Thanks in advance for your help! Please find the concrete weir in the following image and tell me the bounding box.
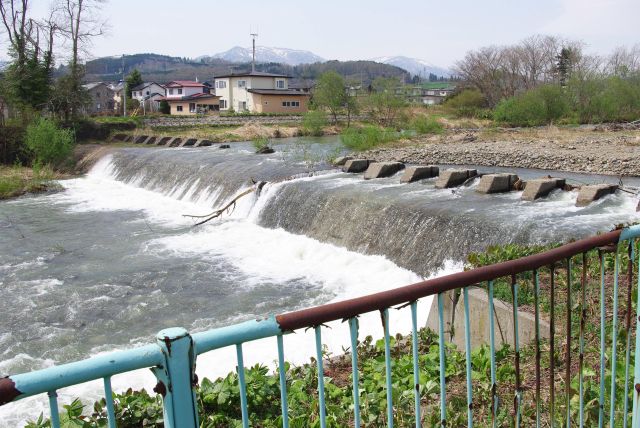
[426,287,549,351]
[333,156,353,166]
[435,169,477,189]
[576,184,618,206]
[363,162,405,179]
[522,178,566,201]
[342,159,370,173]
[476,173,519,194]
[400,165,439,183]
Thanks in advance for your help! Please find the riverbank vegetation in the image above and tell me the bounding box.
[26,239,637,427]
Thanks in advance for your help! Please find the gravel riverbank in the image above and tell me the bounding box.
[363,128,640,177]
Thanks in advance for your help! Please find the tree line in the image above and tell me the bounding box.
[450,35,640,125]
[0,0,107,122]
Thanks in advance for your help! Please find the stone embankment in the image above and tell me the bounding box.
[363,133,640,176]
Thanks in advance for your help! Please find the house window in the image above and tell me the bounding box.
[217,81,227,89]
[220,99,227,109]
[146,91,149,95]
[178,88,183,95]
[237,80,246,88]
[239,101,247,110]
[189,103,196,112]
[292,101,300,107]
[176,105,183,112]
[169,89,174,95]
[97,103,101,109]
[276,79,285,89]
[282,101,290,107]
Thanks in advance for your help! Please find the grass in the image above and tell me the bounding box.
[0,165,61,199]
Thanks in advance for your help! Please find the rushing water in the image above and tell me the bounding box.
[1,137,639,425]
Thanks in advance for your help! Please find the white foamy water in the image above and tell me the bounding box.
[0,154,449,426]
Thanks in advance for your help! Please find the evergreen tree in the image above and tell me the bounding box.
[125,69,143,97]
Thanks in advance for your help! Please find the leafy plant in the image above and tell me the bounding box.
[24,118,74,167]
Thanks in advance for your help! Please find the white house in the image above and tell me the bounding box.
[131,82,166,113]
[213,71,309,113]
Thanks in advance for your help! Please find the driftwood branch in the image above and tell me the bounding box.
[183,182,266,226]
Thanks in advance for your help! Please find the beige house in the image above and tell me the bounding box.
[213,71,309,113]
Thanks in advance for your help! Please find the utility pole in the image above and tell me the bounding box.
[122,54,127,117]
[250,30,258,73]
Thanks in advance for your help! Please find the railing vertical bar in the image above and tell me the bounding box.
[623,243,634,428]
[511,275,521,428]
[534,270,541,428]
[410,302,421,428]
[463,287,473,428]
[578,253,587,428]
[565,257,572,428]
[438,292,447,427]
[488,280,497,428]
[236,343,249,428]
[550,265,556,427]
[631,239,640,427]
[48,390,61,428]
[610,248,621,427]
[315,325,327,428]
[382,308,394,428]
[103,376,117,428]
[277,334,290,428]
[598,250,607,428]
[349,317,362,428]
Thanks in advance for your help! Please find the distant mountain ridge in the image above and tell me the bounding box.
[202,46,325,66]
[371,56,451,78]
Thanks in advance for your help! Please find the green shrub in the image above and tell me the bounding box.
[571,75,640,123]
[252,136,270,151]
[158,100,170,115]
[494,84,569,126]
[340,125,400,151]
[302,110,328,136]
[411,115,444,134]
[445,89,486,117]
[25,118,74,167]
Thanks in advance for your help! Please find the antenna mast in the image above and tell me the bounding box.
[250,29,258,73]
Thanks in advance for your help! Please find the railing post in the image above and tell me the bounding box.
[151,327,199,428]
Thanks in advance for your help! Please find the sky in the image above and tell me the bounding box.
[20,0,640,68]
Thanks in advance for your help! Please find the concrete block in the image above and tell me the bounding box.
[168,138,182,147]
[363,162,405,179]
[400,165,439,183]
[111,133,128,142]
[522,178,566,201]
[133,135,148,144]
[333,156,353,166]
[476,173,519,194]
[195,139,213,147]
[576,184,618,206]
[180,138,197,147]
[435,169,477,188]
[156,137,171,146]
[145,137,157,145]
[342,159,370,173]
[426,288,549,351]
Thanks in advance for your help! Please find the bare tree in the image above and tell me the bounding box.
[607,44,640,76]
[0,0,32,67]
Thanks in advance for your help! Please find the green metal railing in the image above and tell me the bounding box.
[1,225,639,427]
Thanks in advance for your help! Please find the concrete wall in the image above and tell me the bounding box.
[425,287,549,351]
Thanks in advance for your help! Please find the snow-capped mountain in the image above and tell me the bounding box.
[371,56,451,78]
[207,46,325,66]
